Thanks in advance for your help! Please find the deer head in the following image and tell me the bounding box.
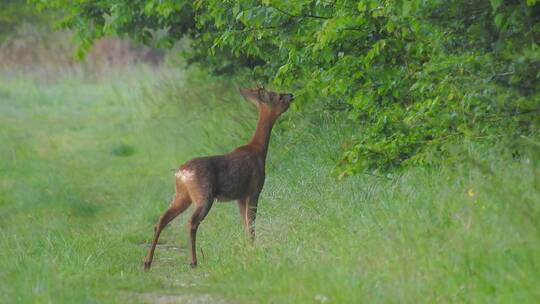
[239,85,294,116]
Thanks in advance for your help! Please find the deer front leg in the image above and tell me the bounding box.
[246,199,258,242]
[237,199,248,231]
[238,197,258,243]
[188,198,213,268]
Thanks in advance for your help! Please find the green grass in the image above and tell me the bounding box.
[1,66,539,303]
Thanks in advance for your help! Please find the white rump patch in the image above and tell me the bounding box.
[175,169,195,181]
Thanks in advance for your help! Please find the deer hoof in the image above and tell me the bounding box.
[143,260,151,271]
[190,261,198,269]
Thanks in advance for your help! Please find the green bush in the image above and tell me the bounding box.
[33,0,540,175]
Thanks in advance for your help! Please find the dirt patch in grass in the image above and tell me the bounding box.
[130,292,227,304]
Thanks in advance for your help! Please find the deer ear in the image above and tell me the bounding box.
[239,88,250,99]
[239,88,261,108]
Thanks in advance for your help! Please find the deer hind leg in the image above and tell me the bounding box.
[188,197,214,268]
[144,192,191,270]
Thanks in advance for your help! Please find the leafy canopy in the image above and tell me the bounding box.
[33,0,540,175]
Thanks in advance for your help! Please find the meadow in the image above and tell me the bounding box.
[1,65,539,303]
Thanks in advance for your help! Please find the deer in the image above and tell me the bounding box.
[143,86,294,270]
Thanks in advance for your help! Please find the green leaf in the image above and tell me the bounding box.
[494,13,504,28]
[490,0,503,11]
[402,1,412,17]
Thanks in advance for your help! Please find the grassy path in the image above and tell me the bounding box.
[0,68,221,302]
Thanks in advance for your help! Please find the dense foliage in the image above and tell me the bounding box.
[34,0,540,175]
[0,0,54,42]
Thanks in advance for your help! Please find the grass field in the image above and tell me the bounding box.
[1,66,539,303]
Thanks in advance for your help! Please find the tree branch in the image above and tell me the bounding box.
[206,26,279,34]
[269,5,332,20]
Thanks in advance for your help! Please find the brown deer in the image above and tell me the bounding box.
[143,86,294,270]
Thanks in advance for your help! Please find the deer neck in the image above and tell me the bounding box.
[248,107,277,160]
